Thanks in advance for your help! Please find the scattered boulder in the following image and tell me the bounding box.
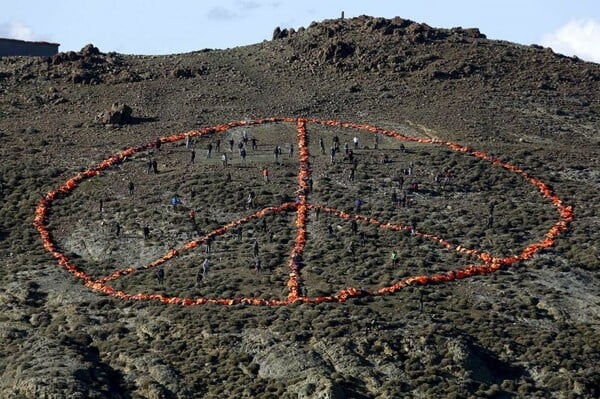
[96,102,133,125]
[272,27,289,40]
[80,43,100,57]
[170,67,193,78]
[71,69,99,84]
[320,41,355,63]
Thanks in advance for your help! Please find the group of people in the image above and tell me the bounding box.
[133,129,469,294]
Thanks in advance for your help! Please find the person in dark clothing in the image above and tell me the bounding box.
[143,226,150,239]
[359,231,367,246]
[128,181,134,195]
[410,220,417,236]
[196,268,204,287]
[253,240,259,257]
[351,219,358,235]
[156,267,165,285]
[254,257,261,274]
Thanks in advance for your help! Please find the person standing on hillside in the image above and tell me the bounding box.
[410,220,417,236]
[156,267,165,285]
[359,231,367,246]
[319,137,325,154]
[228,138,235,152]
[196,267,204,287]
[221,153,228,167]
[254,257,261,274]
[330,147,336,164]
[253,239,260,257]
[262,167,270,183]
[205,236,213,253]
[391,250,398,267]
[251,137,258,150]
[333,135,340,151]
[190,148,196,164]
[171,194,181,209]
[348,240,356,260]
[202,258,210,277]
[354,198,363,212]
[128,181,134,195]
[353,136,359,149]
[207,143,213,158]
[351,219,358,235]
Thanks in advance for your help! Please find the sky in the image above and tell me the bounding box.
[2,0,600,63]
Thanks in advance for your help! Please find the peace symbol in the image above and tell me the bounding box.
[34,117,573,306]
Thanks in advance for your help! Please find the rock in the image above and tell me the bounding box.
[290,376,346,399]
[97,102,133,125]
[80,43,100,57]
[320,41,355,63]
[272,27,289,40]
[170,67,193,78]
[71,69,99,84]
[254,344,330,379]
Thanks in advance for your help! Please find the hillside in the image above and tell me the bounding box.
[1,15,599,398]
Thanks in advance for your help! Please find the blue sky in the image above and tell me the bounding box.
[2,0,600,62]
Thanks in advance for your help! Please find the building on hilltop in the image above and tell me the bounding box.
[0,38,59,57]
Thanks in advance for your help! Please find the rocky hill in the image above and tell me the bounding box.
[0,15,599,398]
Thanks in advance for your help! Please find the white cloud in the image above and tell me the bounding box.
[206,0,264,20]
[207,6,239,20]
[541,19,600,63]
[0,21,38,41]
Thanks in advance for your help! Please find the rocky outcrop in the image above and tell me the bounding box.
[96,102,133,125]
